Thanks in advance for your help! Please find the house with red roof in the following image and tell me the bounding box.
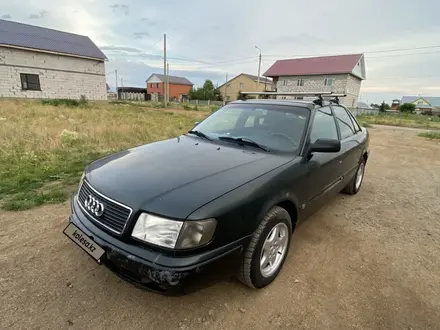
[263,54,366,107]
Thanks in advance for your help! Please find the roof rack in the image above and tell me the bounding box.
[238,91,347,106]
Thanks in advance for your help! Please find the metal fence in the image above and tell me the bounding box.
[184,99,224,106]
[348,107,380,117]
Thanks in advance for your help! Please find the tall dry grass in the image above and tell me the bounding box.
[357,113,440,129]
[0,99,207,210]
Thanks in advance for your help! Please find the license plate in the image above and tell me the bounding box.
[63,223,105,262]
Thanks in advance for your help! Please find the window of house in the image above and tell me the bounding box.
[309,106,338,143]
[283,80,287,86]
[20,73,40,91]
[157,83,160,88]
[239,82,244,89]
[417,100,423,105]
[333,106,356,139]
[297,79,304,86]
[324,78,334,86]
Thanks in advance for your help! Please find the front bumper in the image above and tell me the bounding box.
[68,195,250,295]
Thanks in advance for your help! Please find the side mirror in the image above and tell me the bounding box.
[309,138,341,153]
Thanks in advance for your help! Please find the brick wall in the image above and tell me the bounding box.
[275,74,362,107]
[147,82,163,95]
[146,82,192,100]
[0,47,107,100]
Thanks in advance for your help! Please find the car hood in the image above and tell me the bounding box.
[85,135,292,219]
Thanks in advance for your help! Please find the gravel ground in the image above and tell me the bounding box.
[1,125,439,330]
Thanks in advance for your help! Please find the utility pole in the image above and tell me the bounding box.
[121,78,124,100]
[163,33,167,107]
[255,46,262,99]
[115,69,118,99]
[166,62,170,103]
[224,73,228,105]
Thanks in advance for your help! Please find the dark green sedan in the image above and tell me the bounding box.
[64,95,370,294]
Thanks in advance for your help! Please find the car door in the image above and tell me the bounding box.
[302,106,345,217]
[331,105,363,184]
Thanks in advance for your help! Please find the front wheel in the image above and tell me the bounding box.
[238,206,292,289]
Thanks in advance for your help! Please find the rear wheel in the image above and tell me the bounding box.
[342,159,366,195]
[238,206,292,288]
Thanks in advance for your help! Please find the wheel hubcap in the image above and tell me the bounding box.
[355,162,365,190]
[260,223,289,278]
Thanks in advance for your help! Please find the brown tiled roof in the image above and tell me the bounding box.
[264,54,363,77]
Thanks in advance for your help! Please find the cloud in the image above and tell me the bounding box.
[1,14,11,19]
[105,59,226,89]
[4,0,440,104]
[110,4,129,15]
[140,17,156,26]
[28,10,48,19]
[100,45,143,53]
[133,32,149,39]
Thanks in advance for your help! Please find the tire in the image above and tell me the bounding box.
[238,206,292,289]
[342,158,366,195]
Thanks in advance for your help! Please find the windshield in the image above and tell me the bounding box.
[192,103,310,152]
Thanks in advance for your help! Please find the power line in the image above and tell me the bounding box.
[367,51,440,58]
[153,36,163,47]
[366,75,440,80]
[364,45,440,54]
[263,45,440,59]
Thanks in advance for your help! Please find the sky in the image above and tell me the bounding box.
[1,0,440,104]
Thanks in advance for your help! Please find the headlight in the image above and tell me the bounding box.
[131,213,216,249]
[176,219,217,249]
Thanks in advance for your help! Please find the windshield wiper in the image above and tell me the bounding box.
[218,136,270,152]
[187,130,212,141]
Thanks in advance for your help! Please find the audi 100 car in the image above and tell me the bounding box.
[64,93,369,294]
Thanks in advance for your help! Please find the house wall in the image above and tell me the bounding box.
[410,98,430,106]
[146,82,192,100]
[218,74,274,101]
[275,73,362,107]
[0,46,106,100]
[351,59,364,79]
[346,74,362,107]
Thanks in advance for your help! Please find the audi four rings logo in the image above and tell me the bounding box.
[84,195,105,217]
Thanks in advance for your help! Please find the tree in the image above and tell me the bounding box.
[379,101,390,112]
[189,80,222,101]
[399,103,415,113]
[370,103,380,109]
[213,88,223,101]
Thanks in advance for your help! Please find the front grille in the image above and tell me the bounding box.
[77,180,132,234]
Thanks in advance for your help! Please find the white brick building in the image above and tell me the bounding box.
[0,19,107,100]
[264,54,366,107]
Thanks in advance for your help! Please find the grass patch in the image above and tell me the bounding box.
[418,131,440,139]
[3,190,68,211]
[357,113,440,130]
[40,95,88,107]
[359,122,373,128]
[0,99,207,210]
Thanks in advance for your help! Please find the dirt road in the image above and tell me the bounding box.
[1,125,439,330]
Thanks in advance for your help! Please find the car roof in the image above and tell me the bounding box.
[229,98,316,109]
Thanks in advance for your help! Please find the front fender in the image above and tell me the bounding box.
[186,158,305,248]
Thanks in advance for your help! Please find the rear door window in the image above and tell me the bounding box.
[333,106,356,139]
